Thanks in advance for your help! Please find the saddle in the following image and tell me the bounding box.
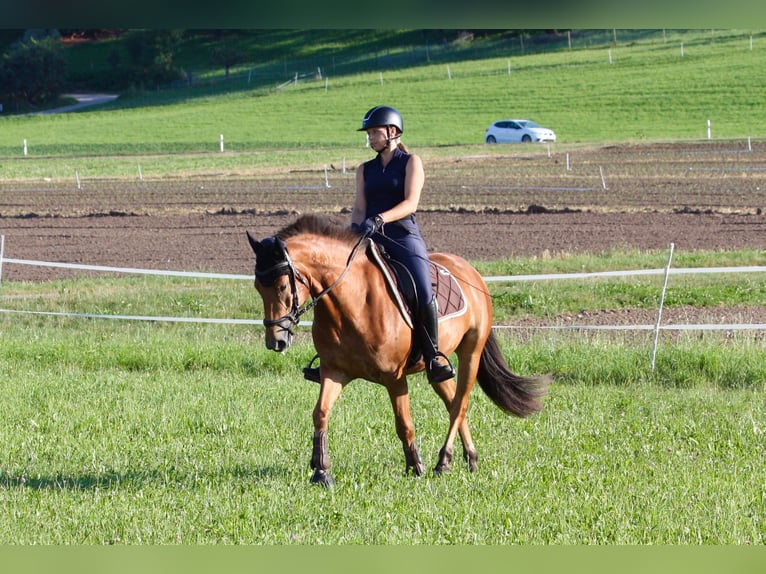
[366,241,466,328]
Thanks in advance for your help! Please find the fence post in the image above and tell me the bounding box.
[0,235,5,285]
[651,243,675,372]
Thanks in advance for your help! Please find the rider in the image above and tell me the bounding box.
[351,105,456,384]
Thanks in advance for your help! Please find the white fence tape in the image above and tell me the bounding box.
[0,307,268,325]
[1,258,252,281]
[4,255,766,282]
[485,266,766,282]
[494,323,766,331]
[0,249,764,332]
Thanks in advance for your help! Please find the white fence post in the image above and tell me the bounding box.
[0,235,5,285]
[651,243,675,372]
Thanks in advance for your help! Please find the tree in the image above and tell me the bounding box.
[0,32,67,106]
[124,29,184,88]
[210,44,246,79]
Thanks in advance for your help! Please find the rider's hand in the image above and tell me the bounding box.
[359,215,384,237]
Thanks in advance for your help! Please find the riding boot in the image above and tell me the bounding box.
[418,297,455,383]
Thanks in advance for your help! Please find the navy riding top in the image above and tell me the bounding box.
[363,147,419,237]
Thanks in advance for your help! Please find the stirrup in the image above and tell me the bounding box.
[426,352,455,384]
[303,354,321,384]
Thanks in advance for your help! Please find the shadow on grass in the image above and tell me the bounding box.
[0,464,292,491]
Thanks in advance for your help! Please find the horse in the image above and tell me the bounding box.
[246,213,550,486]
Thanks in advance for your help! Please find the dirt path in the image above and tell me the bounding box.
[37,93,119,114]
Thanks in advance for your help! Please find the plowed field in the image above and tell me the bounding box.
[2,141,765,284]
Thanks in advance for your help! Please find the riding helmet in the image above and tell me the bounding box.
[359,105,404,133]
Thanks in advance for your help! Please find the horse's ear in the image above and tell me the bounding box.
[246,231,260,254]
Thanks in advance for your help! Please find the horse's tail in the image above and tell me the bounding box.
[476,330,551,418]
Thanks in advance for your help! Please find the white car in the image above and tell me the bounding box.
[485,119,556,143]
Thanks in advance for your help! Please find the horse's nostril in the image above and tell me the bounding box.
[274,339,288,352]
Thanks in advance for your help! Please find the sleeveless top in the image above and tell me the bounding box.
[362,147,419,236]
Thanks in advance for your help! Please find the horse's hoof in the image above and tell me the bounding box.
[464,450,479,472]
[434,446,453,476]
[310,469,335,487]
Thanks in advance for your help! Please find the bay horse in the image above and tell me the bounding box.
[246,214,550,486]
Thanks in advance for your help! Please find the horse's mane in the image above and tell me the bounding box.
[276,213,359,245]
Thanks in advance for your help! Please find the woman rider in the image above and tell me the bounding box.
[351,105,455,384]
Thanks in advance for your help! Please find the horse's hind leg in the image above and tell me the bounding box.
[431,343,486,475]
[430,378,479,473]
[386,377,425,477]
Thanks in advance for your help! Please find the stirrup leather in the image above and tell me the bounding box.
[303,354,321,384]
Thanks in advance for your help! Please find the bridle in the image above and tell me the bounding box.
[255,234,369,338]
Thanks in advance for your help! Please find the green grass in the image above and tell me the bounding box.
[0,316,764,543]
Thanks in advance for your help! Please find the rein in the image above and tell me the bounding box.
[257,234,369,333]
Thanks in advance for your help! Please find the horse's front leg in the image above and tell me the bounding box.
[310,378,344,487]
[386,377,425,477]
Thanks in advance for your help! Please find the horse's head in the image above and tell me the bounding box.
[246,231,307,353]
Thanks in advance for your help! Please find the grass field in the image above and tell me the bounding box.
[0,311,764,544]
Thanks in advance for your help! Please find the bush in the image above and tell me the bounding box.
[0,32,67,106]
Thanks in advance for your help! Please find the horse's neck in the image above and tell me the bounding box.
[293,240,387,313]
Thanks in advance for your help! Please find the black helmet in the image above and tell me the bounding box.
[359,105,403,133]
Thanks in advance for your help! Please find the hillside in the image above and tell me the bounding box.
[59,29,736,92]
[0,29,763,162]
